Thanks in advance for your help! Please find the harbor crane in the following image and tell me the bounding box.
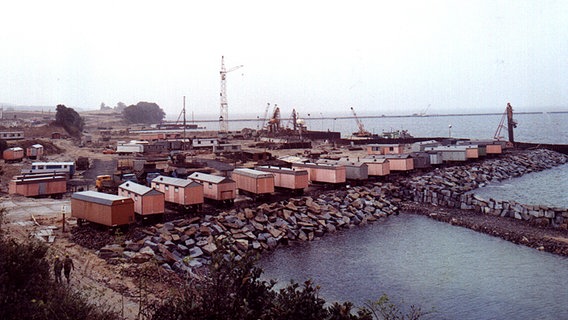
[350,106,372,137]
[494,102,517,143]
[219,56,243,133]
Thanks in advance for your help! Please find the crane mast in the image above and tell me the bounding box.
[219,56,243,133]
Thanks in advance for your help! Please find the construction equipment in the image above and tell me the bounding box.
[494,102,517,142]
[219,56,244,133]
[350,106,372,137]
[268,106,281,133]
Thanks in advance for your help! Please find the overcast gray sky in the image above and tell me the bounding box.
[1,0,567,118]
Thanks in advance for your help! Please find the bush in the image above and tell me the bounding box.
[151,242,427,320]
[0,209,119,320]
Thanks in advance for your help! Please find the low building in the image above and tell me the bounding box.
[366,143,409,155]
[151,175,203,210]
[290,162,347,184]
[26,144,44,159]
[365,154,414,172]
[231,168,275,196]
[71,191,135,227]
[316,159,369,181]
[188,172,236,203]
[118,181,165,216]
[358,157,391,177]
[9,174,67,197]
[2,147,24,162]
[255,165,309,194]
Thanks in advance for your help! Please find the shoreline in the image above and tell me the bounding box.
[402,202,568,257]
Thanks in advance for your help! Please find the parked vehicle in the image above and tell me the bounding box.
[22,161,75,176]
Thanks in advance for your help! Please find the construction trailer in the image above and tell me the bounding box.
[188,172,237,204]
[358,158,391,177]
[23,161,76,177]
[231,168,275,197]
[71,191,135,227]
[151,175,203,211]
[365,154,414,172]
[423,146,468,162]
[2,147,24,162]
[26,144,44,159]
[255,165,309,194]
[0,131,24,140]
[9,174,67,198]
[316,159,369,181]
[409,152,432,170]
[118,181,165,217]
[290,162,347,185]
[366,144,409,155]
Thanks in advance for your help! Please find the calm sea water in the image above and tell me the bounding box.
[252,112,568,319]
[177,112,568,144]
[258,214,568,320]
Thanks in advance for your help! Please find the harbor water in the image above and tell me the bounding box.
[251,112,568,319]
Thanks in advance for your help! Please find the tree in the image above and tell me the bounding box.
[54,104,85,137]
[121,102,165,124]
[114,102,127,112]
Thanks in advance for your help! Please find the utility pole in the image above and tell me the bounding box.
[219,56,243,133]
[506,102,517,143]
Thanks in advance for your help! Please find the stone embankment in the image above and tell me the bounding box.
[391,149,568,228]
[99,186,400,273]
[97,149,567,272]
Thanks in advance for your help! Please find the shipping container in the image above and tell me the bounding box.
[116,142,144,154]
[255,165,309,194]
[231,168,275,197]
[358,157,391,176]
[290,162,347,185]
[118,181,165,216]
[71,191,135,227]
[2,147,24,162]
[9,174,67,198]
[151,175,203,211]
[316,159,369,181]
[188,172,236,204]
[26,144,44,159]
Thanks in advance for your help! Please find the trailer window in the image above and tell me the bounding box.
[165,186,169,191]
[174,187,179,192]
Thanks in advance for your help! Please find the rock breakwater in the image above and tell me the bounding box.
[390,149,568,228]
[98,149,568,272]
[99,185,400,272]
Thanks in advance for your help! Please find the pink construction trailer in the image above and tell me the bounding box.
[255,165,309,195]
[151,175,203,212]
[188,172,236,205]
[9,173,67,198]
[118,181,165,217]
[71,191,135,227]
[290,162,346,185]
[231,168,275,198]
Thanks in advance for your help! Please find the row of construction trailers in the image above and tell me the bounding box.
[70,139,505,228]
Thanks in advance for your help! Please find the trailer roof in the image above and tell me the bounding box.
[119,181,163,196]
[233,168,274,179]
[255,165,309,176]
[151,175,201,188]
[32,161,75,165]
[188,172,234,184]
[72,191,133,206]
[316,159,368,167]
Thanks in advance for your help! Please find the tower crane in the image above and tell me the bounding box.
[219,56,243,133]
[350,106,372,137]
